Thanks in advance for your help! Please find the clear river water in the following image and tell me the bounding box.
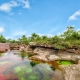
[0,50,66,80]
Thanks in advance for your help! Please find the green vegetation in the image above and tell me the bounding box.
[19,50,27,60]
[0,35,6,43]
[1,26,80,49]
[57,60,74,65]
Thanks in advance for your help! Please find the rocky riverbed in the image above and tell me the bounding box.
[0,43,80,80]
[26,44,80,80]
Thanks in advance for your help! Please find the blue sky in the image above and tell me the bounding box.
[0,0,80,39]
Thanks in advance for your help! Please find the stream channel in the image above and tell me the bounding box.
[0,50,74,80]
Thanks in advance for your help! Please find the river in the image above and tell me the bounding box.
[0,50,64,80]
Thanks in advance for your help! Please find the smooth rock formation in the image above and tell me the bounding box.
[29,47,80,61]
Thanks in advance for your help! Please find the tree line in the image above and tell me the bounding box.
[0,26,80,49]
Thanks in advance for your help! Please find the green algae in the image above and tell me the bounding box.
[28,76,36,80]
[26,68,32,73]
[20,78,25,80]
[57,60,74,65]
[14,67,21,73]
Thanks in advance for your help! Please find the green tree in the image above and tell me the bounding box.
[61,26,75,40]
[29,33,39,41]
[50,35,60,44]
[71,31,80,40]
[0,35,6,43]
[18,35,29,44]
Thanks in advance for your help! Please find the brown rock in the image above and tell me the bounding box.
[0,43,9,53]
[60,64,80,80]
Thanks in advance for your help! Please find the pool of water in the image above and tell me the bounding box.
[0,50,63,80]
[0,50,75,80]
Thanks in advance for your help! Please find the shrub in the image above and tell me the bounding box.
[53,44,66,50]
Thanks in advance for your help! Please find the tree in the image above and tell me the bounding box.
[29,33,39,41]
[41,35,48,40]
[71,31,80,40]
[18,35,29,44]
[61,26,75,40]
[0,35,6,43]
[50,35,60,44]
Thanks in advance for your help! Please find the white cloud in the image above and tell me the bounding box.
[69,10,80,20]
[0,27,5,34]
[19,0,30,8]
[0,3,12,12]
[0,1,19,12]
[0,0,30,13]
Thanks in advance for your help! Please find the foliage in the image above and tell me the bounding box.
[0,35,6,43]
[18,35,29,44]
[53,44,66,50]
[60,41,73,48]
[0,26,80,49]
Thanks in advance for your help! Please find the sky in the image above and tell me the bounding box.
[0,0,80,39]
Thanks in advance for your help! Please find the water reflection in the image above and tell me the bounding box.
[30,61,37,67]
[0,53,4,57]
[19,50,27,60]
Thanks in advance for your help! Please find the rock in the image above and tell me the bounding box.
[60,64,80,80]
[30,52,80,62]
[24,45,34,53]
[48,55,60,61]
[9,43,20,50]
[0,43,9,53]
[66,49,76,54]
[72,55,80,60]
[51,69,64,80]
[34,47,56,55]
[57,54,75,61]
[29,55,48,61]
[24,44,80,62]
[29,42,36,46]
[78,60,80,64]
